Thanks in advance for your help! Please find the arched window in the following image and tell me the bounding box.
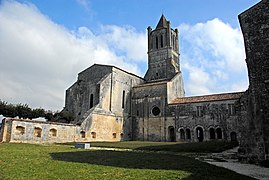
[81,131,86,138]
[15,126,25,135]
[216,128,222,139]
[34,127,42,138]
[196,127,204,142]
[49,129,57,137]
[91,132,96,138]
[179,129,185,140]
[209,128,216,139]
[230,132,237,141]
[90,94,94,108]
[186,128,191,139]
[155,36,158,49]
[160,34,163,47]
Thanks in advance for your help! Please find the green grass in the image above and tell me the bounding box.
[0,142,252,179]
[90,140,239,153]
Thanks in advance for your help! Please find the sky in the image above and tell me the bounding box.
[0,0,261,111]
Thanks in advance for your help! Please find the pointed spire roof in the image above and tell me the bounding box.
[156,14,168,29]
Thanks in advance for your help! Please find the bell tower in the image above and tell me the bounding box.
[144,14,180,82]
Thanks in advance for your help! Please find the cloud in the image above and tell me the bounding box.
[0,1,249,111]
[178,18,248,96]
[76,0,91,11]
[0,1,146,111]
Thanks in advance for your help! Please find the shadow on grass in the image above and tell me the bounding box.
[134,141,239,153]
[50,150,252,179]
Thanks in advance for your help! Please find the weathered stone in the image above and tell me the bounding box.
[238,0,269,163]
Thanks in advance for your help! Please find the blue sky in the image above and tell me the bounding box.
[0,0,260,111]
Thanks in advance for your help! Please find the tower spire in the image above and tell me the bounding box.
[156,14,168,29]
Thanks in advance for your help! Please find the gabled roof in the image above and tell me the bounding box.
[169,92,244,105]
[156,14,168,29]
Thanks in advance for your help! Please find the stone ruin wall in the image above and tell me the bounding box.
[238,0,269,162]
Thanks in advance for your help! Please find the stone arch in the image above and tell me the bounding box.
[186,128,191,140]
[34,127,42,138]
[216,127,222,139]
[209,127,216,140]
[49,128,57,137]
[168,126,175,142]
[179,128,185,140]
[230,131,237,141]
[15,126,25,135]
[195,126,204,142]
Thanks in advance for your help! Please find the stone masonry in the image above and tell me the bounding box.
[0,1,268,164]
[238,0,269,162]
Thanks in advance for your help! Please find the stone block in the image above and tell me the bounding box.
[75,143,91,149]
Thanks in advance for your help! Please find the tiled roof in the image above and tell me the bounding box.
[170,92,244,105]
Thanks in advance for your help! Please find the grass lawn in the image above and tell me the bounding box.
[90,140,239,153]
[0,142,252,179]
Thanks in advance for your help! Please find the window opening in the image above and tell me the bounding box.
[49,129,57,137]
[155,36,158,49]
[34,127,42,138]
[15,126,25,135]
[81,131,86,138]
[152,106,160,116]
[122,90,125,108]
[160,34,163,47]
[90,94,94,108]
[91,132,96,138]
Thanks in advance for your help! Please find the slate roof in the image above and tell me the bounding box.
[170,92,244,105]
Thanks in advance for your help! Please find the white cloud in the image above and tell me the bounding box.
[0,1,146,111]
[76,0,91,11]
[178,18,248,96]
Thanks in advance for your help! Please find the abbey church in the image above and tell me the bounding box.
[1,0,268,163]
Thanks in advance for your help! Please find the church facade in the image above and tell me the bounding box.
[1,0,268,163]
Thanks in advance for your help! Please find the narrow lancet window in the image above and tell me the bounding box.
[122,90,125,108]
[90,94,94,108]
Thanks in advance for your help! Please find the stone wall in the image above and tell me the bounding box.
[171,99,240,142]
[0,118,83,143]
[238,0,269,162]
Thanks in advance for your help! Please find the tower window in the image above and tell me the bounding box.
[90,94,94,108]
[122,90,125,108]
[155,36,158,49]
[160,35,163,47]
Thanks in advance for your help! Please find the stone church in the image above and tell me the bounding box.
[0,0,268,163]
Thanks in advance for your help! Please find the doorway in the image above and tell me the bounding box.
[168,126,176,142]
